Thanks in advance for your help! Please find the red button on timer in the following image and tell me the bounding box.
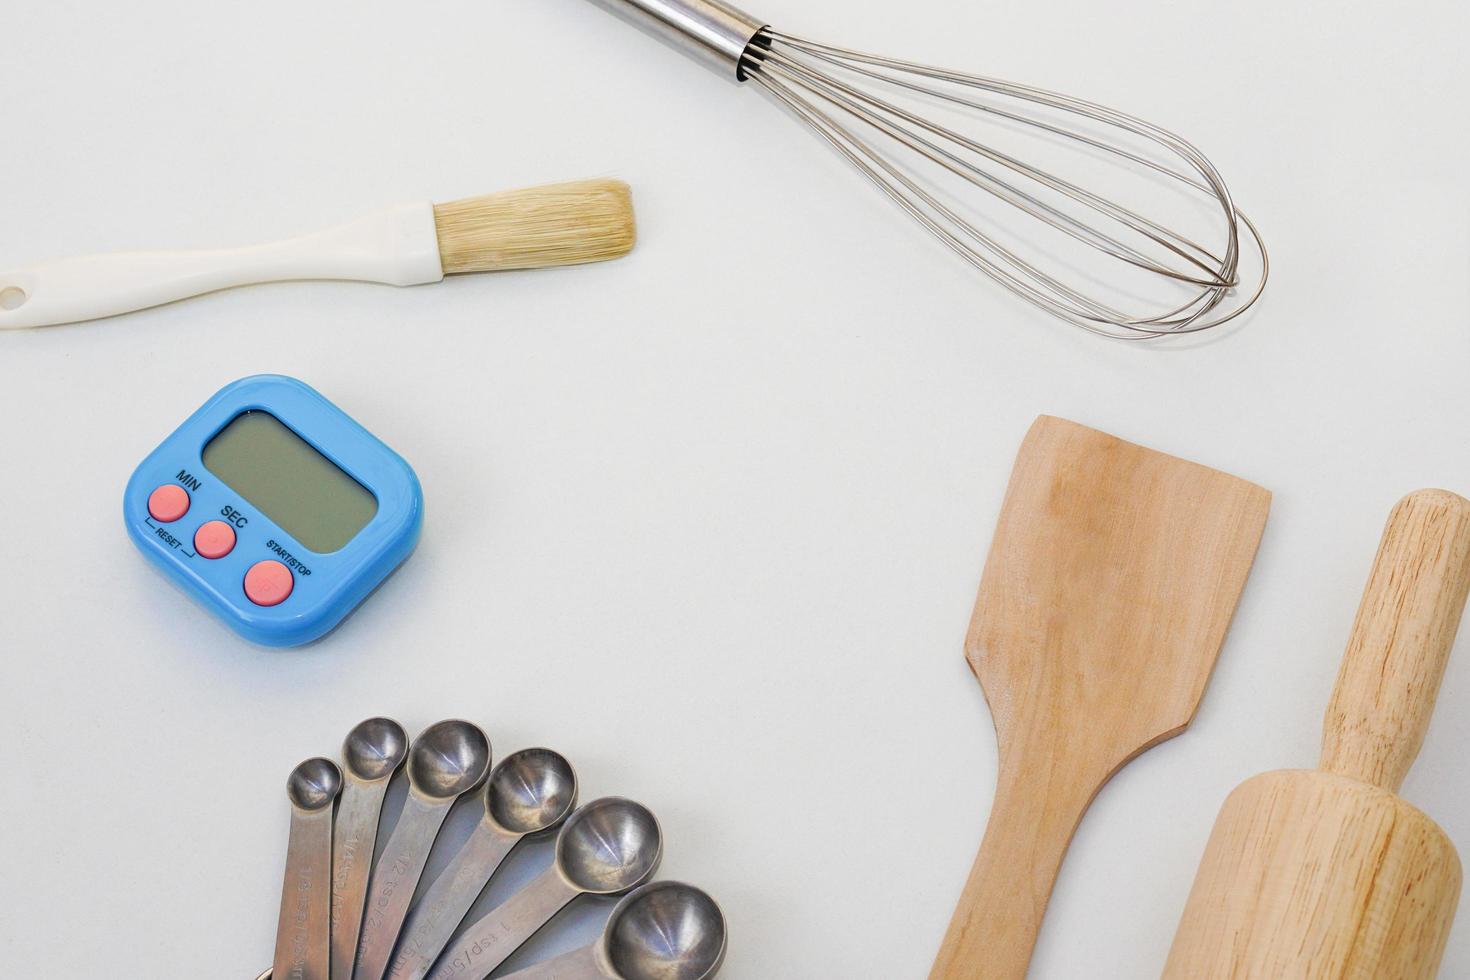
[147,484,190,523]
[194,520,236,559]
[244,560,294,607]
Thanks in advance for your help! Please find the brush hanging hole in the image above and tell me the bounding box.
[0,286,27,311]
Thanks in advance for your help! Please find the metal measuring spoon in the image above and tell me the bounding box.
[332,718,410,980]
[353,720,492,980]
[388,749,580,980]
[273,758,343,980]
[498,881,727,980]
[426,798,663,980]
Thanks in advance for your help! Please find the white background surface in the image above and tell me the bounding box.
[2,0,1469,976]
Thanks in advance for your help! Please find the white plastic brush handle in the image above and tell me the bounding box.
[0,202,445,329]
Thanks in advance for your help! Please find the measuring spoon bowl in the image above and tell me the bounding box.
[558,797,663,894]
[275,758,342,980]
[344,717,410,782]
[355,721,491,980]
[605,882,727,980]
[385,749,580,980]
[428,799,663,980]
[287,757,343,811]
[333,718,410,980]
[408,719,492,799]
[487,747,578,834]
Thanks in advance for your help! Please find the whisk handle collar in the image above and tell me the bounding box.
[586,0,767,80]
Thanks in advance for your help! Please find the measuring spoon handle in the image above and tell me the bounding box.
[426,867,579,980]
[332,777,393,980]
[387,824,520,980]
[274,807,335,980]
[495,945,607,980]
[354,793,454,980]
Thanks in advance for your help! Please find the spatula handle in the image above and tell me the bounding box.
[929,750,1100,980]
[1320,489,1470,791]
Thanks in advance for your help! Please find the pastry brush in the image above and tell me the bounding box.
[0,179,636,329]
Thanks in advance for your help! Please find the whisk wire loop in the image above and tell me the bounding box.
[759,51,1223,289]
[742,30,1268,339]
[768,44,1237,285]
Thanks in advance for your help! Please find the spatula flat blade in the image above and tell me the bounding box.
[969,414,1271,769]
[931,416,1270,980]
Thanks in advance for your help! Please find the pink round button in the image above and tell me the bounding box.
[148,484,190,523]
[244,560,294,607]
[194,520,236,560]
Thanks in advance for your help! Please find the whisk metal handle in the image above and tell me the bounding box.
[586,0,767,80]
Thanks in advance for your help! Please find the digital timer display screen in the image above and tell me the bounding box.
[203,411,378,553]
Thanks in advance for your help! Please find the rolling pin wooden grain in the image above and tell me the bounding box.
[1163,489,1470,980]
[930,416,1271,980]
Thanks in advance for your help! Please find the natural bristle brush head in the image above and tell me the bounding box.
[433,179,637,274]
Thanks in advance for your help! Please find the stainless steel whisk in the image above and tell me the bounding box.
[587,0,1268,339]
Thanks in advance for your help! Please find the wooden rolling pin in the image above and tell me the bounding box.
[1164,489,1470,979]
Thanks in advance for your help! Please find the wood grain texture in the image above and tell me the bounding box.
[930,416,1271,980]
[1164,489,1470,980]
[1321,490,1470,792]
[1163,771,1460,980]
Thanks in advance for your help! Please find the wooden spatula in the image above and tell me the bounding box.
[930,416,1271,980]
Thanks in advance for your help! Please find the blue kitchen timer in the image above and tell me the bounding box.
[124,375,423,647]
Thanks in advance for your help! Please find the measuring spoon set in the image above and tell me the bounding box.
[260,718,727,980]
